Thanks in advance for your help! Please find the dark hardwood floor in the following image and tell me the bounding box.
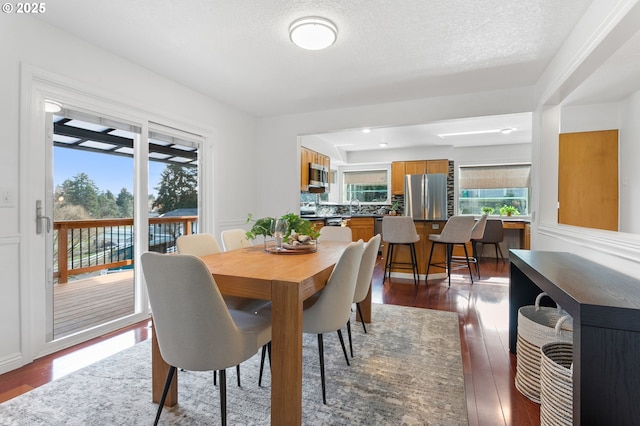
[0,257,540,425]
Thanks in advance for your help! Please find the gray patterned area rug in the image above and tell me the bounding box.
[0,304,468,425]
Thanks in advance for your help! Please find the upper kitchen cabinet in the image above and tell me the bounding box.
[426,159,449,174]
[391,160,450,195]
[300,146,330,192]
[391,162,406,195]
[405,160,427,175]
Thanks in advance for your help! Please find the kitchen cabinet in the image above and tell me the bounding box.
[391,159,450,196]
[391,162,406,195]
[405,160,427,175]
[300,147,330,192]
[426,159,449,174]
[345,217,375,242]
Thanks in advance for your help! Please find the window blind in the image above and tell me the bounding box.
[459,165,531,189]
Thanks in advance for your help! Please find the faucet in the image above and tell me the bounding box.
[349,198,360,216]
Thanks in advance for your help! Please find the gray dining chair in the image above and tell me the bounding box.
[140,252,272,426]
[258,240,364,404]
[347,234,381,357]
[176,233,270,387]
[303,240,363,403]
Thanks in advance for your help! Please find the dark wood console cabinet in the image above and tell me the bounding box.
[509,250,640,425]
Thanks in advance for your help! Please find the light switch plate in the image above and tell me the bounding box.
[432,223,440,229]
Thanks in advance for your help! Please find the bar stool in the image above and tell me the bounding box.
[382,216,420,285]
[469,214,489,279]
[426,215,475,287]
[478,219,505,262]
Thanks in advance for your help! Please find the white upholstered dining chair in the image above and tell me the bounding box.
[140,252,272,426]
[220,228,253,251]
[347,234,381,357]
[176,233,270,386]
[317,226,353,242]
[302,240,363,404]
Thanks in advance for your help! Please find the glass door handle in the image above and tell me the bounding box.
[36,200,51,234]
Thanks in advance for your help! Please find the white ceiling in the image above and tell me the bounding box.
[36,0,594,118]
[40,0,640,159]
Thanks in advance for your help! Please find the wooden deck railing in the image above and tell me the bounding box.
[54,216,197,283]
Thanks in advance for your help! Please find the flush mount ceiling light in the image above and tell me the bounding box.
[362,128,371,134]
[438,128,517,138]
[289,17,337,50]
[44,100,62,113]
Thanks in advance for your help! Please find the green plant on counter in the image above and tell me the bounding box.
[245,213,320,241]
[499,205,519,216]
[390,201,399,212]
[481,206,495,215]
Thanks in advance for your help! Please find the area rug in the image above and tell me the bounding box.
[0,304,468,425]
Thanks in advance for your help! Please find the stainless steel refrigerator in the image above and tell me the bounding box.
[404,174,448,220]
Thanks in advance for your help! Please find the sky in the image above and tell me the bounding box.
[54,147,165,197]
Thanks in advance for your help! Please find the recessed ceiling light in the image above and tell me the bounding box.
[438,128,512,138]
[500,127,516,134]
[379,142,388,147]
[44,100,62,113]
[362,128,371,134]
[289,17,338,50]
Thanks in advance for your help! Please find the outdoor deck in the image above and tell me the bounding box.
[54,271,135,338]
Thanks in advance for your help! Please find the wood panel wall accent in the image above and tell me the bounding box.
[558,130,618,231]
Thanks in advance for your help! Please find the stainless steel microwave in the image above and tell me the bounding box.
[309,163,328,190]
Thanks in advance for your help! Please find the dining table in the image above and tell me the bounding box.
[150,240,370,425]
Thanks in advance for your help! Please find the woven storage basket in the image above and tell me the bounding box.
[515,292,573,403]
[540,342,573,426]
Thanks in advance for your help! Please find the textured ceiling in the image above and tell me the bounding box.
[35,0,595,118]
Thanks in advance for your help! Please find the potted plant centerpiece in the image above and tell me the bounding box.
[246,213,320,252]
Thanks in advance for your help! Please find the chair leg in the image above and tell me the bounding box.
[446,243,453,287]
[356,302,367,334]
[425,242,435,281]
[236,365,241,387]
[347,319,353,358]
[472,240,481,279]
[317,334,327,404]
[219,369,227,426]
[258,342,271,387]
[496,243,505,262]
[337,329,350,366]
[409,243,419,285]
[462,243,474,284]
[154,365,176,426]
[384,243,394,282]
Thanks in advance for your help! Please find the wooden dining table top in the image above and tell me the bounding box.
[198,241,349,302]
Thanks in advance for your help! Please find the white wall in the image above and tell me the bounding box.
[620,91,640,234]
[1,17,256,371]
[532,0,640,278]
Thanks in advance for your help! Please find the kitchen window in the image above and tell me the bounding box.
[458,164,530,215]
[342,170,388,203]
